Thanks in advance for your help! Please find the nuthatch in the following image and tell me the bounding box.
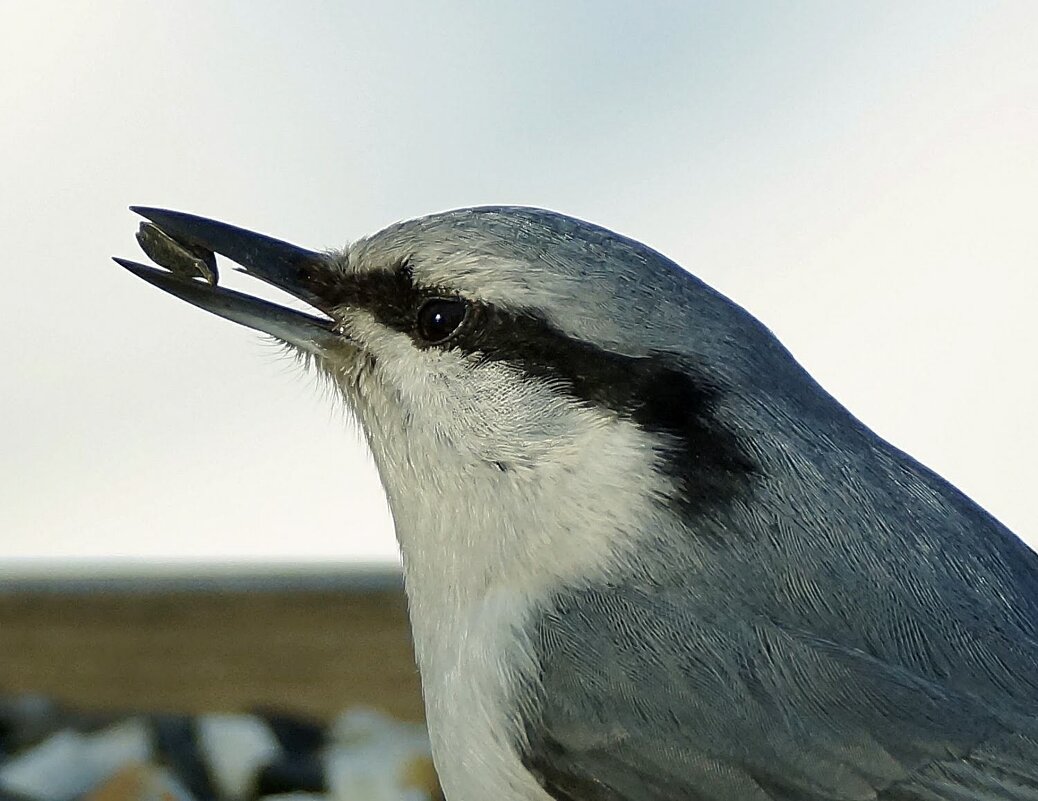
[116,206,1038,801]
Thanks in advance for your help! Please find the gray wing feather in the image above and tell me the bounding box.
[524,586,1038,801]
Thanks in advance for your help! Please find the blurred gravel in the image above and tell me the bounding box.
[0,696,439,801]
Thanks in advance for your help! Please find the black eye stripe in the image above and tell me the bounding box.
[323,264,479,348]
[466,307,757,512]
[325,266,756,512]
[324,266,438,334]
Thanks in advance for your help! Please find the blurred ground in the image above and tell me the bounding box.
[0,588,423,722]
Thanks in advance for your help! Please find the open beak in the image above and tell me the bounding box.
[114,207,343,356]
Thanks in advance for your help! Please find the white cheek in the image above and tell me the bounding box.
[444,364,591,466]
[342,309,588,467]
[336,309,671,595]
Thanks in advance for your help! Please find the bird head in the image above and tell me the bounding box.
[117,207,810,604]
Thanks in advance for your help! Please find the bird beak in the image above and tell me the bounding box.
[114,207,343,356]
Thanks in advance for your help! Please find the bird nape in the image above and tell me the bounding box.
[115,205,1038,801]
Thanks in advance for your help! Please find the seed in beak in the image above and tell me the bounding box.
[136,221,220,286]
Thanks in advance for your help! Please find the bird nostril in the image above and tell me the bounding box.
[296,266,313,283]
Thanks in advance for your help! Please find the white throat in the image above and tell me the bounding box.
[367,396,670,799]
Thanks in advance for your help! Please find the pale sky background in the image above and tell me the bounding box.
[1,2,1035,575]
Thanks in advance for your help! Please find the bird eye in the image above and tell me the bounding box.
[416,297,469,344]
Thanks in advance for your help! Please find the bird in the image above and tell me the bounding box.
[115,206,1038,801]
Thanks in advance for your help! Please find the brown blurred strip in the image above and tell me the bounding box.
[0,588,424,722]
